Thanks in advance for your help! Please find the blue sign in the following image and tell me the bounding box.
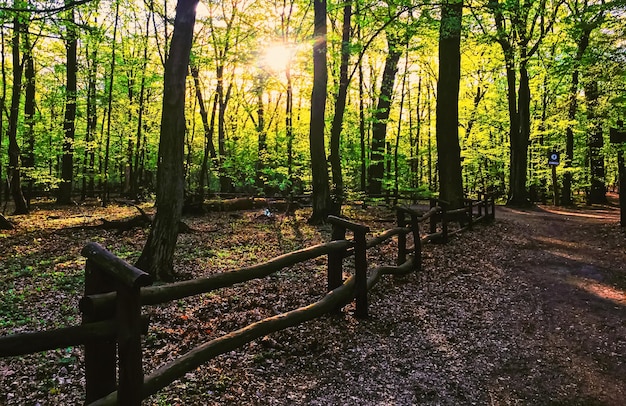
[548,152,560,166]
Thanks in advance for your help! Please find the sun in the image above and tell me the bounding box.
[260,43,294,72]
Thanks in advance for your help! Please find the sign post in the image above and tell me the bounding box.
[548,150,560,205]
[610,120,626,227]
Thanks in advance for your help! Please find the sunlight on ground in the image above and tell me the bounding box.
[568,277,626,306]
[533,236,580,250]
[540,207,618,221]
[531,237,600,265]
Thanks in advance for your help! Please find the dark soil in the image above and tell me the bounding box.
[1,196,625,405]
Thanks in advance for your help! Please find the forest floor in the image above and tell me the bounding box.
[1,195,625,405]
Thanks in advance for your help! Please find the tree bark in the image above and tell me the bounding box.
[358,49,367,192]
[368,32,402,196]
[308,0,331,224]
[585,80,607,204]
[254,74,267,192]
[7,10,28,215]
[130,16,152,201]
[136,0,199,281]
[436,0,464,209]
[192,64,218,202]
[508,61,532,206]
[329,2,351,208]
[102,1,119,207]
[82,38,98,200]
[217,65,232,193]
[286,66,294,191]
[562,24,593,205]
[57,1,77,205]
[22,31,35,208]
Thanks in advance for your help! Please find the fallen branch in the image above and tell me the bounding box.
[68,205,193,233]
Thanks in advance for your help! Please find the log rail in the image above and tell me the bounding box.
[0,193,496,405]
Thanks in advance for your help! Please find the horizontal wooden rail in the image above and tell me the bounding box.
[366,226,410,249]
[366,256,417,290]
[81,240,353,318]
[87,277,358,406]
[446,206,470,216]
[0,318,148,357]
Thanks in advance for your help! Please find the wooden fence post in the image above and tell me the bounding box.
[467,199,474,230]
[441,204,448,244]
[82,261,117,403]
[409,212,421,272]
[354,228,368,318]
[82,242,152,405]
[116,282,148,405]
[429,199,437,235]
[327,216,370,318]
[327,222,346,314]
[396,210,407,266]
[395,207,421,273]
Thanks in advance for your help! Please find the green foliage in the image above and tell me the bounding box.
[0,0,623,205]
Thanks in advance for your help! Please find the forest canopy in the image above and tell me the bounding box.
[0,0,625,212]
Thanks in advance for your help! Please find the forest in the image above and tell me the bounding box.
[0,0,624,218]
[2,1,626,404]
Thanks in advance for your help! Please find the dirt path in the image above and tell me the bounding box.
[1,200,625,405]
[218,201,626,405]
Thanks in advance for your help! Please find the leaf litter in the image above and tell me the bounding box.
[0,199,625,405]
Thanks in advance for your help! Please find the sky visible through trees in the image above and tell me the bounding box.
[0,0,625,212]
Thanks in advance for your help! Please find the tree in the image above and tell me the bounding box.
[101,0,120,206]
[328,1,351,207]
[7,4,28,215]
[561,0,605,205]
[308,0,332,224]
[22,21,35,208]
[585,80,607,204]
[57,0,78,205]
[368,26,403,196]
[191,63,218,201]
[136,0,199,281]
[483,0,561,206]
[436,0,464,209]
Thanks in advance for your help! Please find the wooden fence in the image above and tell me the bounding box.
[0,194,495,405]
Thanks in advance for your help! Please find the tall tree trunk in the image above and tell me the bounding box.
[308,0,331,224]
[130,16,151,201]
[0,25,6,205]
[216,65,232,193]
[22,32,35,208]
[84,39,98,199]
[394,52,408,201]
[254,75,267,192]
[368,33,402,195]
[427,84,434,191]
[286,67,294,189]
[508,60,531,206]
[412,76,422,190]
[136,0,198,281]
[7,11,28,214]
[562,28,591,205]
[192,65,218,201]
[329,2,351,208]
[585,80,607,204]
[358,50,366,192]
[436,0,464,209]
[102,1,119,206]
[57,1,77,205]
